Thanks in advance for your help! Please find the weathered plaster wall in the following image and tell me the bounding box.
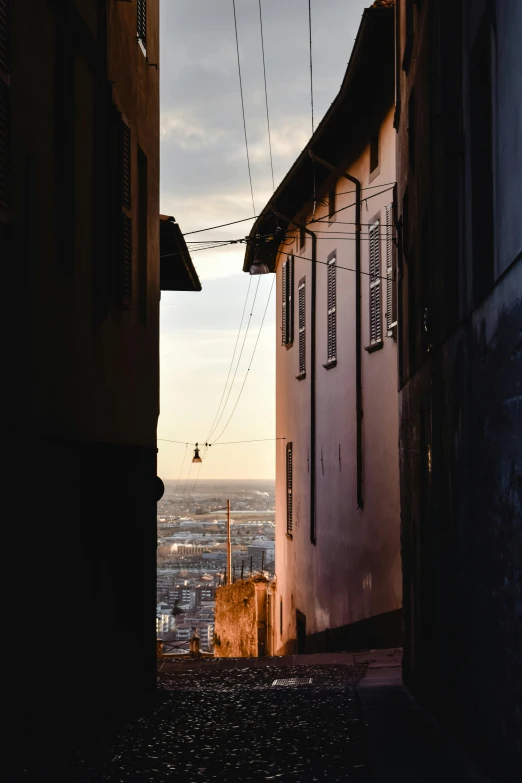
[214,580,259,658]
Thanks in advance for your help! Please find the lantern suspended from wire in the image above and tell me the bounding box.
[249,260,270,275]
[192,443,202,463]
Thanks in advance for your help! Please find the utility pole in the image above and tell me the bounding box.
[227,499,231,586]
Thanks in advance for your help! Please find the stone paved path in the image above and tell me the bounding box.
[48,662,370,782]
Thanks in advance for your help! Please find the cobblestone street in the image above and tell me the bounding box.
[18,651,495,782]
[44,661,370,782]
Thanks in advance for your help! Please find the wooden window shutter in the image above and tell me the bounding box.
[385,204,397,338]
[0,0,9,74]
[286,442,293,535]
[287,254,294,343]
[121,212,133,305]
[327,256,337,362]
[121,121,131,210]
[298,279,306,376]
[369,222,382,345]
[118,116,132,309]
[137,0,147,48]
[281,261,287,345]
[282,255,294,346]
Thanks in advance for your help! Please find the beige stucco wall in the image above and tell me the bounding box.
[275,105,401,653]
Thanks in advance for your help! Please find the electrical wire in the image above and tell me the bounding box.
[158,436,286,446]
[232,0,256,215]
[181,460,194,499]
[277,246,392,283]
[173,443,188,494]
[204,276,253,442]
[183,216,258,236]
[308,0,317,221]
[206,276,262,441]
[178,184,395,239]
[307,185,395,225]
[258,0,276,197]
[212,275,275,444]
[160,241,239,259]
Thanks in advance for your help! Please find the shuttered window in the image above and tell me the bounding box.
[298,278,306,376]
[286,442,293,535]
[0,0,9,74]
[137,0,147,49]
[385,204,397,337]
[281,255,294,345]
[0,0,10,208]
[119,117,132,308]
[369,221,382,345]
[122,122,131,210]
[327,255,336,363]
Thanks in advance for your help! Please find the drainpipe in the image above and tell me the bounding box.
[308,152,363,509]
[273,211,317,544]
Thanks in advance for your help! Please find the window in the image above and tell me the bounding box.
[280,599,283,636]
[369,221,382,345]
[297,278,306,377]
[408,89,415,172]
[328,186,336,223]
[281,255,294,345]
[299,224,306,250]
[137,146,148,323]
[137,0,147,50]
[326,253,336,364]
[118,117,132,308]
[286,443,293,535]
[370,134,379,174]
[385,204,397,337]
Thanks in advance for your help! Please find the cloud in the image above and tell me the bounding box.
[160,111,228,152]
[158,0,369,478]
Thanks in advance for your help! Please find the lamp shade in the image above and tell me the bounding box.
[249,261,270,275]
[192,446,202,463]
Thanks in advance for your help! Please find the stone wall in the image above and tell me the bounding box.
[214,580,259,658]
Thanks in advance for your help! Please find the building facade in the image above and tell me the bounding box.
[395,0,522,778]
[0,0,194,767]
[244,2,400,655]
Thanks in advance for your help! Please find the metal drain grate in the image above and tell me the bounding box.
[271,677,313,686]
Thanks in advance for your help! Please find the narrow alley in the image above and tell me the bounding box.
[30,650,488,783]
[3,1,520,781]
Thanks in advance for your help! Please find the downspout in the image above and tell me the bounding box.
[308,152,363,509]
[273,211,318,544]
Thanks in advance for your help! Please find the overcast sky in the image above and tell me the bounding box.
[158,0,368,482]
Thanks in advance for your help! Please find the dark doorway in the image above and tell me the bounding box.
[296,610,306,654]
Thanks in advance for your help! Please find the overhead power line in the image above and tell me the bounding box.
[258,0,275,195]
[277,247,393,283]
[179,184,395,238]
[204,276,253,442]
[206,277,262,442]
[212,275,275,444]
[158,437,286,446]
[232,0,256,215]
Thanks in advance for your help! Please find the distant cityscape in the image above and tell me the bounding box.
[157,479,275,653]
